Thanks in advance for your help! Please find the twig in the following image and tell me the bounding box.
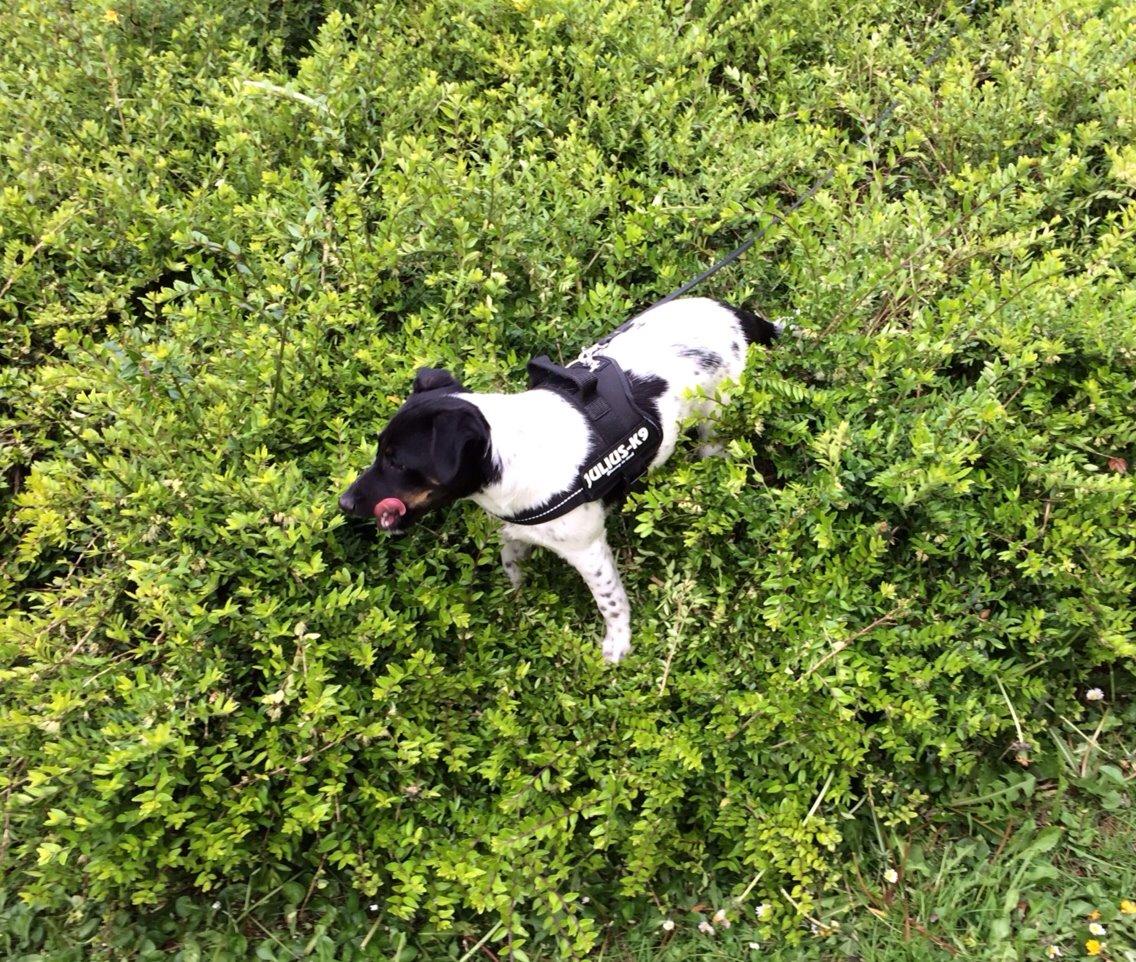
[244,912,301,959]
[733,869,766,907]
[658,585,691,695]
[243,79,329,113]
[990,818,1017,863]
[806,771,835,820]
[1057,714,1117,762]
[40,406,132,490]
[779,886,835,933]
[296,855,325,920]
[0,201,84,299]
[1080,712,1108,778]
[799,604,908,682]
[99,39,128,136]
[457,922,503,962]
[359,916,382,950]
[267,309,290,418]
[798,639,849,682]
[995,676,1026,749]
[0,760,27,869]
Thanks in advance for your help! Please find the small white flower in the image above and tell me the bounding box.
[1089,922,1106,936]
[698,919,715,935]
[755,902,771,918]
[1085,688,1105,702]
[712,908,730,927]
[581,896,589,904]
[884,867,899,884]
[1046,945,1063,958]
[662,919,675,931]
[211,901,221,910]
[369,903,379,912]
[749,942,761,951]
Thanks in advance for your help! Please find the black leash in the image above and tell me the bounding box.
[644,0,985,313]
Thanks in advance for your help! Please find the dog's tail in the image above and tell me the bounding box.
[733,304,783,347]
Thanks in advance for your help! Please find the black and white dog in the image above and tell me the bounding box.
[339,297,780,662]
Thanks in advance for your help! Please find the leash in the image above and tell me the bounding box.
[643,0,986,313]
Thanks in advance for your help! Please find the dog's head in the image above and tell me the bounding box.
[338,367,494,532]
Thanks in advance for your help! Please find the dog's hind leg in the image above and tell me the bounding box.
[695,420,725,458]
[692,397,726,458]
[501,537,533,589]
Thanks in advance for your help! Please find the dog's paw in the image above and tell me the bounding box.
[602,633,631,663]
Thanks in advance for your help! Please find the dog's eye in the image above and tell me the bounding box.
[384,449,408,472]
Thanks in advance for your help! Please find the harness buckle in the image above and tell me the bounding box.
[527,354,600,401]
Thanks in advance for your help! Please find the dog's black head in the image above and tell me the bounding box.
[338,367,495,532]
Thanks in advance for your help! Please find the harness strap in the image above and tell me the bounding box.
[498,355,662,525]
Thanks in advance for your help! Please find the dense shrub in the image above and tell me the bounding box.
[1,0,1133,957]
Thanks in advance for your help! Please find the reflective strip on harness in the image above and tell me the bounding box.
[498,355,662,525]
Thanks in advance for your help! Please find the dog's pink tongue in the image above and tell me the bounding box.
[374,497,407,529]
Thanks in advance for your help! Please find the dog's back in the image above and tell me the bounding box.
[586,297,779,468]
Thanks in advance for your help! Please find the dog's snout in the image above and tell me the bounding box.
[338,492,356,513]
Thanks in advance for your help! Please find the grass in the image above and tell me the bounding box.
[614,712,1136,961]
[613,713,1136,962]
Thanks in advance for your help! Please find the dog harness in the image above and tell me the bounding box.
[498,354,663,525]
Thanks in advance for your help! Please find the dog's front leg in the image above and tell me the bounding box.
[556,535,632,663]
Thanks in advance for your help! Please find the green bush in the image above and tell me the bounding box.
[1,0,1133,957]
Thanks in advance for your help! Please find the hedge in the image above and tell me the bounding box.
[1,0,1133,957]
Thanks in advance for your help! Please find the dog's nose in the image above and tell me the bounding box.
[338,492,355,513]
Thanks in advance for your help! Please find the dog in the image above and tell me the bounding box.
[338,296,780,662]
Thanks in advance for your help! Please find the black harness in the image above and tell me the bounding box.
[499,354,663,525]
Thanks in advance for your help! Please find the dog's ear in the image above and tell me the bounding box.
[412,367,463,395]
[429,405,490,490]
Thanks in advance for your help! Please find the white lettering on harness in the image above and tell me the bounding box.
[582,425,651,489]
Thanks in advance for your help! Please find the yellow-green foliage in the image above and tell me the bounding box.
[1,0,1133,957]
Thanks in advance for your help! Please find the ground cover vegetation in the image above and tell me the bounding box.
[1,0,1133,958]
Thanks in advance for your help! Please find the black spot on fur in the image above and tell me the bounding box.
[627,372,666,424]
[716,299,779,346]
[679,347,723,373]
